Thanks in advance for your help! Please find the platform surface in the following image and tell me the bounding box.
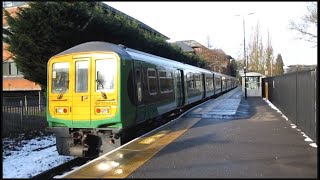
[62,87,317,178]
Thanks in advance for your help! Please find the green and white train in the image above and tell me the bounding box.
[47,41,238,157]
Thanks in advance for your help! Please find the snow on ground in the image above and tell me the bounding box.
[2,133,74,178]
[263,98,317,148]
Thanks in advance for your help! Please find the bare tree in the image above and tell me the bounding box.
[289,2,317,47]
[206,35,213,49]
[265,30,274,76]
[248,22,264,74]
[197,47,228,73]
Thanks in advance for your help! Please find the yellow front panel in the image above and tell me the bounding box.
[90,53,119,120]
[72,59,91,122]
[48,55,73,121]
[48,52,119,124]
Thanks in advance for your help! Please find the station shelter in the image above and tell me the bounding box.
[240,72,265,97]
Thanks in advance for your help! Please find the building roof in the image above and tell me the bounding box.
[3,77,41,91]
[2,3,28,26]
[2,2,169,40]
[3,43,13,62]
[177,40,204,48]
[239,72,266,77]
[100,3,169,40]
[172,41,194,52]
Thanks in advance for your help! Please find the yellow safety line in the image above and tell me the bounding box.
[65,118,201,178]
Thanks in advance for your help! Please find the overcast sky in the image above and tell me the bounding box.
[104,2,317,67]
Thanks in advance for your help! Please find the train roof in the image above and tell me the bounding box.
[53,41,131,59]
[52,41,235,78]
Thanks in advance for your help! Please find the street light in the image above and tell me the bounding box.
[235,13,254,99]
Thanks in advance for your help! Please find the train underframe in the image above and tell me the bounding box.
[51,127,122,157]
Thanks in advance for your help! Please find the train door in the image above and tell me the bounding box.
[134,61,146,124]
[220,77,223,93]
[72,58,91,125]
[213,74,215,95]
[202,73,206,98]
[175,69,185,107]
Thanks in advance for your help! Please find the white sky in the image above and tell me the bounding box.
[104,2,317,66]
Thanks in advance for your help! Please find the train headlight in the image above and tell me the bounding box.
[95,107,110,114]
[55,107,68,114]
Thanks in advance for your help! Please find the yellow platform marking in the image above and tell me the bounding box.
[64,117,201,179]
[138,130,168,144]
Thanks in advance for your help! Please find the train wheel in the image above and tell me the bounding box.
[56,136,71,156]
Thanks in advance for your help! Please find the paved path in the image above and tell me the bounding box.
[129,87,317,178]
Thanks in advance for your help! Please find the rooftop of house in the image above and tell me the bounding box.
[176,40,204,48]
[171,41,195,52]
[99,2,169,40]
[3,43,12,62]
[3,77,41,91]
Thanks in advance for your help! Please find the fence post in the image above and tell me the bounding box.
[20,100,23,128]
[311,69,319,142]
[38,91,41,111]
[265,82,269,100]
[25,95,28,112]
[295,71,298,127]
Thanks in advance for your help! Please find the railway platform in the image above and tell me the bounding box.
[61,87,317,178]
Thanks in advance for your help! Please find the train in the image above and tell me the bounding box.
[47,41,238,157]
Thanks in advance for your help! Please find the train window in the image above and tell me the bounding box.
[215,77,221,88]
[52,62,69,93]
[75,61,88,93]
[206,76,213,90]
[194,74,202,89]
[222,77,226,87]
[148,70,156,77]
[194,74,201,81]
[159,70,173,93]
[95,59,116,91]
[186,72,194,89]
[147,68,157,95]
[159,71,166,78]
[136,70,142,102]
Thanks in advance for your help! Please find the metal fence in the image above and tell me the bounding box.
[262,69,317,141]
[2,95,48,137]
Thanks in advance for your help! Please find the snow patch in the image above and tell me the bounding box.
[281,115,288,121]
[2,134,75,178]
[304,137,313,142]
[309,143,317,148]
[264,99,317,148]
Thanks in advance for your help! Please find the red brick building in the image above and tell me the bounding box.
[3,2,41,93]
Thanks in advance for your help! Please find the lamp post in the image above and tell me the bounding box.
[235,13,254,100]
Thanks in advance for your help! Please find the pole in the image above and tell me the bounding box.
[243,18,247,99]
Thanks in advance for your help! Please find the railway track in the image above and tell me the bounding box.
[32,157,92,179]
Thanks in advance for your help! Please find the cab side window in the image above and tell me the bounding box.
[147,68,157,95]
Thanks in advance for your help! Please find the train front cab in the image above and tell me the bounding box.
[47,52,123,157]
